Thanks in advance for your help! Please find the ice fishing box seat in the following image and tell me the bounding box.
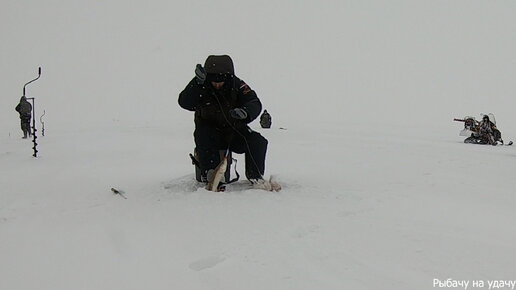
[191,149,232,183]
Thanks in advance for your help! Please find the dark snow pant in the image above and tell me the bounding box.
[194,126,268,180]
[20,118,31,137]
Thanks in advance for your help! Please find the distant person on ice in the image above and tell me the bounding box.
[260,109,272,129]
[15,96,32,139]
[478,114,502,145]
[178,55,268,183]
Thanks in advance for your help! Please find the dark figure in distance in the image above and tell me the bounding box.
[15,96,32,139]
[478,114,502,145]
[260,109,272,129]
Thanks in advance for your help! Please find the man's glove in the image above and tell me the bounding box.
[195,64,206,84]
[229,108,248,120]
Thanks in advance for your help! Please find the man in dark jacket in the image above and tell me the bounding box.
[15,96,32,138]
[179,55,268,182]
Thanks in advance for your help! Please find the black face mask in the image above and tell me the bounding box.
[207,73,232,83]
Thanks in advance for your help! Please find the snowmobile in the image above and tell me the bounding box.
[454,113,510,146]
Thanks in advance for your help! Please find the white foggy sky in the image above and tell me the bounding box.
[2,1,515,133]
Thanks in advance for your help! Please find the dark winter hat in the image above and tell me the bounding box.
[204,55,234,75]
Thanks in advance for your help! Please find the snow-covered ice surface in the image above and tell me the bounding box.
[2,1,516,289]
[2,122,516,289]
